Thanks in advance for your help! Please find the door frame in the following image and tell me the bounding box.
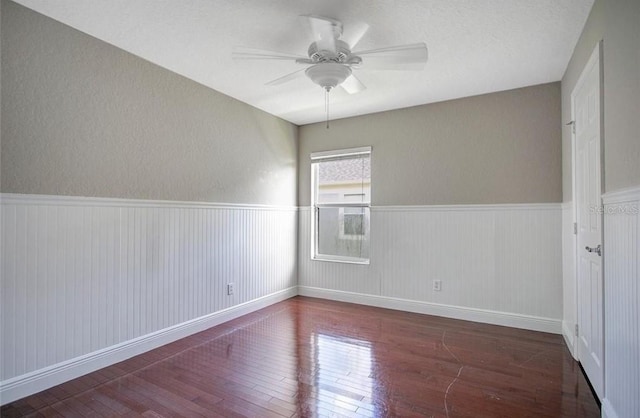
[570,40,604,396]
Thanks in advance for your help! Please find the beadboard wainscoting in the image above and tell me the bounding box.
[601,187,640,418]
[298,204,563,333]
[0,194,298,404]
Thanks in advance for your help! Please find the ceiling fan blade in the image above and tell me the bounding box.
[265,68,307,86]
[354,42,428,70]
[340,74,366,94]
[341,21,369,50]
[232,47,305,61]
[301,15,338,53]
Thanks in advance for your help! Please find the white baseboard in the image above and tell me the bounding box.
[601,399,619,418]
[0,287,297,405]
[562,320,578,359]
[298,286,561,334]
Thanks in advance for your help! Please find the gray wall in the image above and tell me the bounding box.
[299,83,561,206]
[1,1,297,206]
[0,0,2,190]
[561,0,640,200]
[603,0,640,193]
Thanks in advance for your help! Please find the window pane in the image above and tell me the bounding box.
[344,213,364,236]
[317,207,369,259]
[316,155,370,204]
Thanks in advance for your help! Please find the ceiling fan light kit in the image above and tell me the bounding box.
[305,63,352,91]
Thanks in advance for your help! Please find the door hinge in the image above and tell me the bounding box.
[573,222,578,235]
[567,120,576,134]
[575,324,579,336]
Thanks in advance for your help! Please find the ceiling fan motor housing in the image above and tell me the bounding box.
[308,40,351,63]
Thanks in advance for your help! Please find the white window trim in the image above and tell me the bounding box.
[310,147,371,265]
[310,146,371,161]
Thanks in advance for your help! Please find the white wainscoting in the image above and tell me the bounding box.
[299,204,563,333]
[601,186,640,418]
[0,193,297,404]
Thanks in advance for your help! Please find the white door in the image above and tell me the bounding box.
[573,43,603,400]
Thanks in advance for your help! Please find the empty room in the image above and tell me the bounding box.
[1,0,638,417]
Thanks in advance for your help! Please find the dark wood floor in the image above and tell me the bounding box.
[2,296,600,417]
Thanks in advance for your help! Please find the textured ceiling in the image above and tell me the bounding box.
[12,0,594,125]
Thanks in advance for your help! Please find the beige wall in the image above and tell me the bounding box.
[1,1,297,206]
[600,0,640,193]
[0,0,2,191]
[0,0,3,189]
[299,83,561,206]
[562,0,640,200]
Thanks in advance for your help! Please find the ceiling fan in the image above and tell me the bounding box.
[232,15,428,95]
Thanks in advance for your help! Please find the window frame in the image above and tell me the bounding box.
[310,146,371,264]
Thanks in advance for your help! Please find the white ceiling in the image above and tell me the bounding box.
[13,0,594,126]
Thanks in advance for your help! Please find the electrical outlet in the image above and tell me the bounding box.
[433,280,442,292]
[227,283,234,296]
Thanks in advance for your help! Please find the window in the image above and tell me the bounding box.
[311,147,371,264]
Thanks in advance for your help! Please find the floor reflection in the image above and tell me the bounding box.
[310,334,374,416]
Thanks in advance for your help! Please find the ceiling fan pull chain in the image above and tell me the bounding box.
[325,89,330,129]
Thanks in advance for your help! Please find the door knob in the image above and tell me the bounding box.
[585,245,602,256]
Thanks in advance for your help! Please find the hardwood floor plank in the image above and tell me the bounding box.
[86,390,135,416]
[29,406,65,418]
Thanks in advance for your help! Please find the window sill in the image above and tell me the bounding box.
[312,256,370,265]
